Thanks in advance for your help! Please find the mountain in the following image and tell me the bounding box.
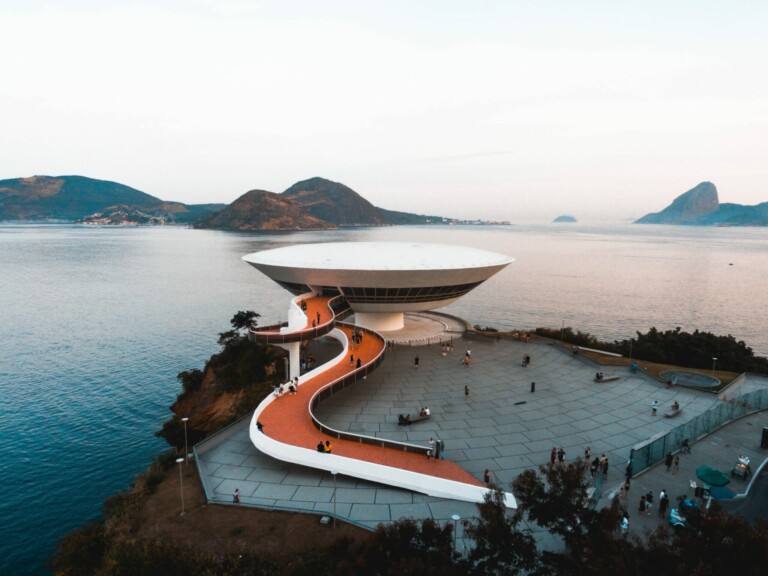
[197,177,451,231]
[635,182,719,224]
[0,174,452,230]
[195,189,336,231]
[0,175,224,223]
[635,182,767,226]
[553,215,577,223]
[0,175,162,220]
[282,177,385,225]
[282,177,446,226]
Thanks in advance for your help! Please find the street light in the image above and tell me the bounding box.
[712,357,718,375]
[451,514,461,551]
[176,457,185,516]
[331,470,338,527]
[182,417,189,464]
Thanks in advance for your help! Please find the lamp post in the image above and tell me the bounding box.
[182,417,189,464]
[176,457,185,516]
[451,514,461,551]
[331,470,338,527]
[712,357,718,375]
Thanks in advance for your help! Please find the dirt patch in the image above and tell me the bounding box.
[133,464,370,561]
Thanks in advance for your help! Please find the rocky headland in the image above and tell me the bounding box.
[635,181,768,226]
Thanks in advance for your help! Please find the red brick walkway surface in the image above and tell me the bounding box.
[256,296,483,487]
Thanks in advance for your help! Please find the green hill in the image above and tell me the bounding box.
[0,175,224,223]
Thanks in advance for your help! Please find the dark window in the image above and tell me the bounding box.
[340,281,484,304]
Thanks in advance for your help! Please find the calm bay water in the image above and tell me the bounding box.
[1,222,767,574]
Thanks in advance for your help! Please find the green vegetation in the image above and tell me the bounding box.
[155,310,284,451]
[535,326,768,374]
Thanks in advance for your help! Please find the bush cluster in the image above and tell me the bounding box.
[536,326,768,374]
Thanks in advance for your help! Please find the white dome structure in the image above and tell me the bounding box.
[243,242,513,331]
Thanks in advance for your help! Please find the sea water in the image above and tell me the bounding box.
[1,222,767,574]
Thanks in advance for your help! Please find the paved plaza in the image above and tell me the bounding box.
[195,315,768,547]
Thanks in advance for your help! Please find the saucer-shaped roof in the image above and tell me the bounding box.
[243,242,513,312]
[244,242,512,272]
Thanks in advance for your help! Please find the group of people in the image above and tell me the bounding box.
[664,451,681,474]
[274,377,299,397]
[588,453,609,480]
[550,446,566,465]
[316,440,333,454]
[427,437,445,460]
[350,328,364,346]
[595,372,605,381]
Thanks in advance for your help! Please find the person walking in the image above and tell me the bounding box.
[602,456,609,480]
[464,384,470,398]
[440,439,446,460]
[665,452,673,472]
[590,457,599,478]
[233,488,240,504]
[620,512,629,536]
[428,437,435,459]
[638,495,646,515]
[484,469,491,486]
[550,447,557,467]
[584,446,591,462]
[645,491,654,515]
[414,355,419,369]
[652,400,658,416]
[659,493,670,519]
[673,455,680,475]
[557,447,565,464]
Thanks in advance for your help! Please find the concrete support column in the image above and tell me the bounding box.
[277,341,301,380]
[355,311,404,332]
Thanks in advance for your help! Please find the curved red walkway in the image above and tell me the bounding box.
[255,296,484,488]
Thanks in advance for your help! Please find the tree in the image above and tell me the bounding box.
[640,504,768,576]
[354,517,464,575]
[231,310,260,331]
[463,486,538,575]
[512,460,624,571]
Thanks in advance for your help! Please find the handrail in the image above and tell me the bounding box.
[248,294,351,344]
[306,323,431,456]
[246,305,517,507]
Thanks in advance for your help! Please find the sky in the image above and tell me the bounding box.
[2,0,767,222]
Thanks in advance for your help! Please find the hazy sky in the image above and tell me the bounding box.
[2,1,767,221]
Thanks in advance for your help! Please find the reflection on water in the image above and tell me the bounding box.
[1,222,767,574]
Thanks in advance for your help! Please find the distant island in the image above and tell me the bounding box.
[553,215,577,223]
[635,182,768,226]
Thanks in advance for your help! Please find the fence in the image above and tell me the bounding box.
[629,387,768,475]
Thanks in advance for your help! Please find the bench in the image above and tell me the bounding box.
[594,375,620,383]
[398,412,431,426]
